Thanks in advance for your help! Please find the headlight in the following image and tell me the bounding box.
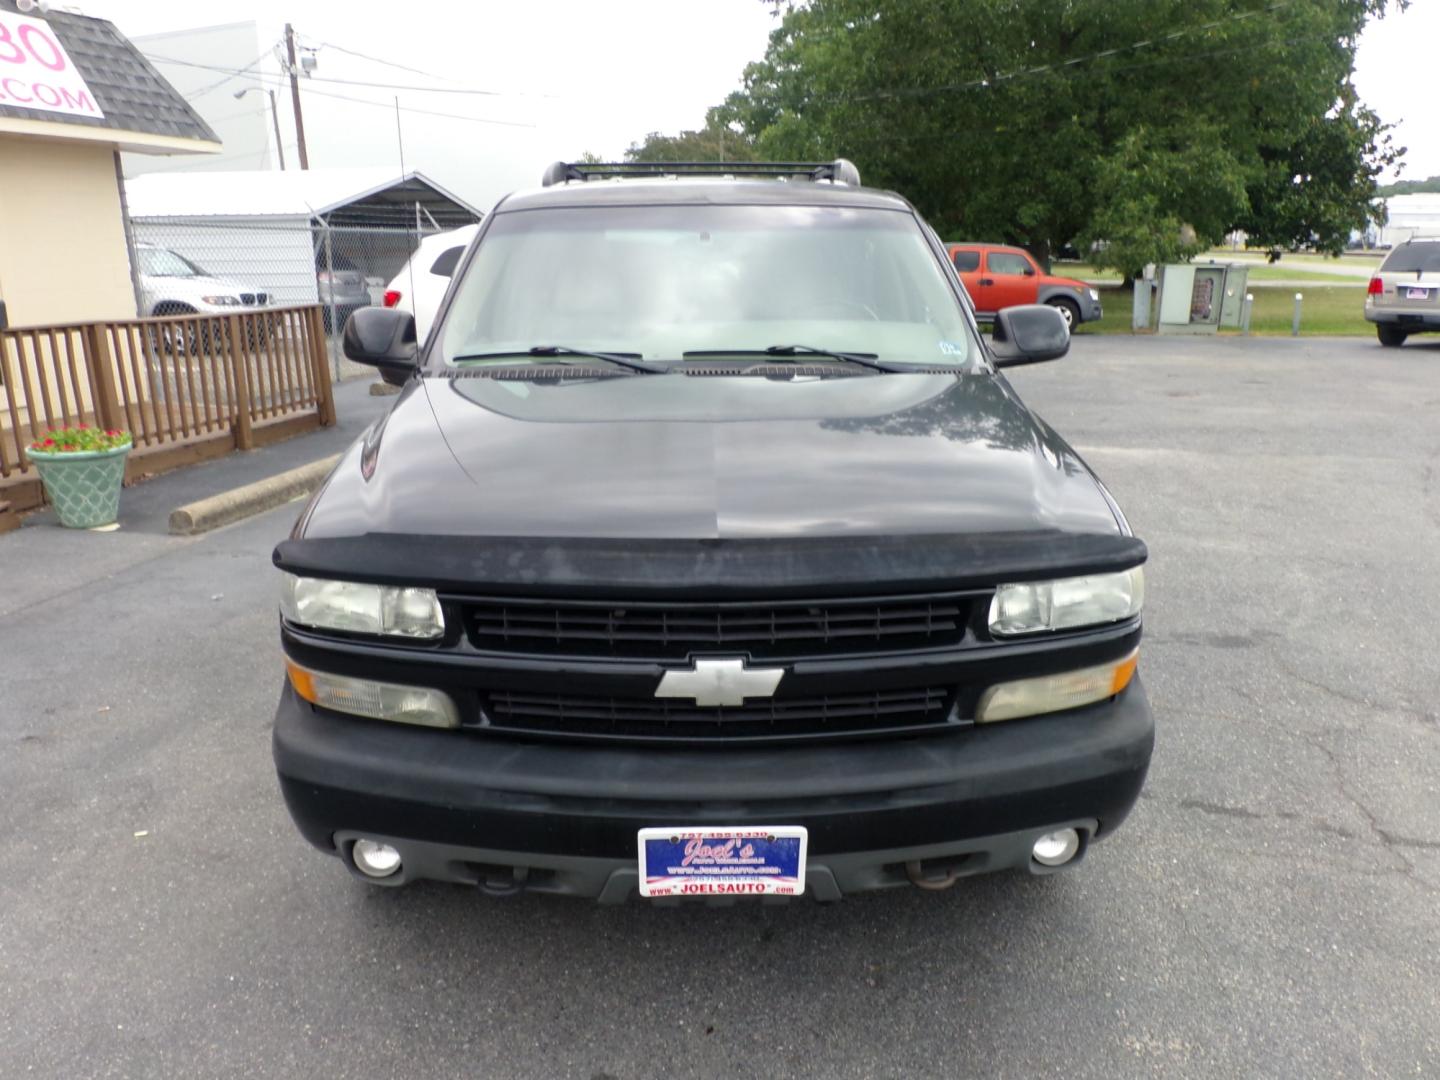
[286,660,458,728]
[279,573,445,639]
[1088,288,1100,301]
[988,566,1144,636]
[201,294,241,306]
[976,648,1138,723]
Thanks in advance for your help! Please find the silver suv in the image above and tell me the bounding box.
[1366,239,1440,346]
[135,243,273,318]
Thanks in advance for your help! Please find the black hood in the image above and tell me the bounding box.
[297,371,1122,542]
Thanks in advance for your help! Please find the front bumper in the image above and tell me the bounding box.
[272,676,1154,900]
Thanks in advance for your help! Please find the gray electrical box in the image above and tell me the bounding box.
[1217,265,1249,327]
[1155,263,1249,335]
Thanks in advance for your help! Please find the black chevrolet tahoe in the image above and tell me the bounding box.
[272,160,1152,902]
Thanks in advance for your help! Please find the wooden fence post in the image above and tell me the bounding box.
[308,306,337,426]
[228,313,254,451]
[81,322,124,433]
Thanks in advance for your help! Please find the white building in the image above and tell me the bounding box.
[122,168,483,306]
[123,21,278,178]
[1376,194,1440,246]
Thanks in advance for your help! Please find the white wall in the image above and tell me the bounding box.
[1377,195,1440,246]
[122,21,276,179]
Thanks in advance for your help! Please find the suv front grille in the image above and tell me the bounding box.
[482,686,955,743]
[461,592,976,660]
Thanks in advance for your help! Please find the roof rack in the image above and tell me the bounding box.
[540,159,862,188]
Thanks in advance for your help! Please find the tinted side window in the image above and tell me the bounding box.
[987,251,1032,275]
[951,249,980,272]
[1381,242,1440,273]
[430,245,466,277]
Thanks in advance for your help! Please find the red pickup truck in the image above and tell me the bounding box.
[948,243,1103,330]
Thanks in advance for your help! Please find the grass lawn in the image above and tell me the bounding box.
[1054,260,1369,285]
[1240,284,1369,335]
[1051,261,1124,284]
[1070,283,1370,337]
[1204,248,1383,271]
[1226,264,1373,283]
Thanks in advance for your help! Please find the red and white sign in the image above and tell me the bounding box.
[0,10,104,120]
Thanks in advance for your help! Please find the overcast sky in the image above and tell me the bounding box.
[89,0,1435,211]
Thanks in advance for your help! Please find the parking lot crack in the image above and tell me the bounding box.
[1299,729,1439,895]
[1274,657,1438,735]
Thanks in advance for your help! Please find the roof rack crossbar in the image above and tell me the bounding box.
[540,159,861,187]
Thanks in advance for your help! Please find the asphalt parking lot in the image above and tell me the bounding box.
[2,334,1438,1079]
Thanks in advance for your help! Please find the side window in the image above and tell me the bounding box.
[986,251,1032,275]
[429,245,466,278]
[951,249,980,272]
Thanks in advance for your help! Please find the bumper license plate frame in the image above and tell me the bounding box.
[638,826,808,898]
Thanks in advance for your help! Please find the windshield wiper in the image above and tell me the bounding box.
[682,345,906,374]
[452,346,664,374]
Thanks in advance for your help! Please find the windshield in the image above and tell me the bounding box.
[437,204,978,368]
[1380,242,1440,274]
[138,248,206,278]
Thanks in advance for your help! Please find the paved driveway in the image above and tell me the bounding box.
[2,336,1437,1078]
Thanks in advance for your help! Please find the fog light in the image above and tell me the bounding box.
[352,839,402,878]
[1032,828,1081,867]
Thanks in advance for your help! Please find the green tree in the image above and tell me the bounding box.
[1378,174,1440,196]
[658,0,1404,276]
[626,110,756,163]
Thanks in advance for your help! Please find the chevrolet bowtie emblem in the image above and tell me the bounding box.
[654,658,785,707]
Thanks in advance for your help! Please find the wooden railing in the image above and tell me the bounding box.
[0,305,336,512]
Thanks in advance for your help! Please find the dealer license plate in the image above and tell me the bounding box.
[1406,286,1430,300]
[638,826,808,898]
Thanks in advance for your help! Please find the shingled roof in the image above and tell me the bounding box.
[0,1,218,148]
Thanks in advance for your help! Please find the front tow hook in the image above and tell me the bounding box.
[905,859,962,891]
[477,865,529,897]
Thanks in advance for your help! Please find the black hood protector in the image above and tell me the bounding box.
[274,530,1146,600]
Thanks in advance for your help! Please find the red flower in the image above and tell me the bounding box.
[43,438,55,447]
[60,443,77,452]
[77,424,89,430]
[105,429,121,437]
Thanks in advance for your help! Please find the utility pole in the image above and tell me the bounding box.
[285,23,310,170]
[233,87,285,170]
[266,89,286,171]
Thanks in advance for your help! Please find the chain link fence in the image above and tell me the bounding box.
[125,218,449,380]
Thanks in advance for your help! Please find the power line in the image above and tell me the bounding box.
[179,50,271,102]
[839,30,1334,128]
[201,105,271,126]
[300,33,562,99]
[306,38,463,83]
[299,83,536,129]
[149,50,511,98]
[142,55,535,128]
[305,73,502,96]
[795,0,1301,107]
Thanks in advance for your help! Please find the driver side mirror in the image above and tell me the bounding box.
[343,306,418,382]
[990,304,1069,367]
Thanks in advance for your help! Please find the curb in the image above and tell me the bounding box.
[168,454,341,536]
